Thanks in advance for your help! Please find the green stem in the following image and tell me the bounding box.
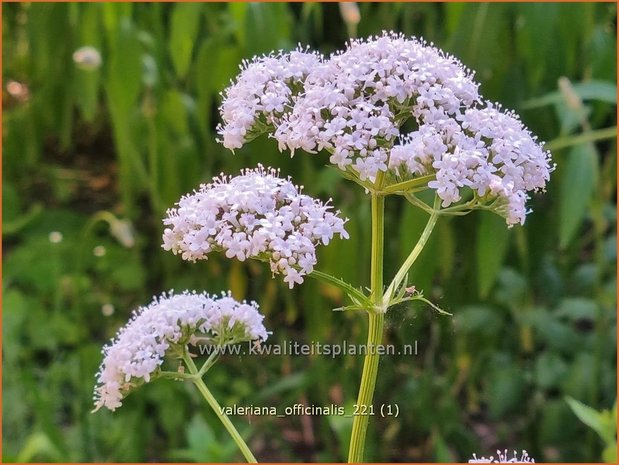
[380,174,436,195]
[197,350,220,378]
[183,352,257,463]
[383,195,441,306]
[348,193,385,463]
[369,194,385,309]
[158,370,197,380]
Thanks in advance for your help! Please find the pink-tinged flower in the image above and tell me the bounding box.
[217,48,323,150]
[162,165,348,288]
[218,32,553,226]
[93,291,268,411]
[274,32,480,183]
[413,103,553,225]
[469,449,535,463]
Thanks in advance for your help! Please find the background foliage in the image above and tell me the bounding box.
[3,2,617,462]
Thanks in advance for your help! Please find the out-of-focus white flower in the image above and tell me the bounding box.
[73,46,102,71]
[469,449,535,463]
[101,303,114,316]
[6,80,30,102]
[48,231,63,243]
[339,2,361,37]
[217,32,553,226]
[93,290,268,411]
[93,245,106,257]
[162,165,348,288]
[109,218,135,248]
[339,2,361,26]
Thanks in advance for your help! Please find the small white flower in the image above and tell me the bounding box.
[162,165,348,288]
[93,290,268,411]
[469,449,535,463]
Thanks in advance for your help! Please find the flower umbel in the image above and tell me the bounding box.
[162,165,349,288]
[469,450,535,463]
[218,31,553,226]
[217,48,323,150]
[93,291,268,412]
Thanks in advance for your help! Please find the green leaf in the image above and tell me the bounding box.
[515,3,560,88]
[328,406,354,461]
[603,444,618,463]
[487,364,526,418]
[545,126,617,152]
[477,212,510,298]
[169,3,202,79]
[535,352,567,389]
[559,143,599,248]
[195,39,215,133]
[244,3,292,56]
[444,3,467,38]
[210,45,242,94]
[228,3,248,48]
[432,430,455,462]
[253,372,308,401]
[522,80,618,109]
[525,309,580,355]
[454,305,503,336]
[170,414,237,462]
[555,297,598,321]
[161,89,189,135]
[566,396,616,445]
[74,4,102,121]
[106,18,142,114]
[3,181,21,224]
[101,3,132,39]
[436,220,455,280]
[16,432,64,462]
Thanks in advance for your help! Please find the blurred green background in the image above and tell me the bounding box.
[3,2,617,462]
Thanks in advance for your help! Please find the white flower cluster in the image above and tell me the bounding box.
[94,291,268,411]
[217,49,322,150]
[469,450,535,463]
[162,165,349,288]
[274,33,479,182]
[394,104,552,225]
[217,32,552,226]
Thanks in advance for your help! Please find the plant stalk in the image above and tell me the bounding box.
[348,193,385,463]
[183,352,257,463]
[383,195,441,305]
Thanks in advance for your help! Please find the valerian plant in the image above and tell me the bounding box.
[94,32,553,463]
